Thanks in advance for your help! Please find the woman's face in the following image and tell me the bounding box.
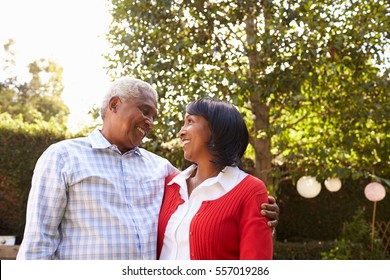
[178,114,213,164]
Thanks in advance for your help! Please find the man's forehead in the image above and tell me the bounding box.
[133,94,157,106]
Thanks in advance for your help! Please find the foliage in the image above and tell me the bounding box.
[105,0,389,187]
[0,113,68,241]
[0,39,70,128]
[0,39,71,240]
[273,241,335,260]
[321,207,387,260]
[73,104,103,137]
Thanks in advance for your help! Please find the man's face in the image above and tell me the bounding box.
[108,93,157,153]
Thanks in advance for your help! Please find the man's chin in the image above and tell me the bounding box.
[131,138,144,148]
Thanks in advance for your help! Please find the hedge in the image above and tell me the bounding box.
[0,114,67,243]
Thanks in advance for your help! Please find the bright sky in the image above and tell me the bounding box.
[0,0,112,132]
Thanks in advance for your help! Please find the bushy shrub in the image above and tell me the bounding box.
[273,241,335,260]
[0,113,68,243]
[321,208,387,260]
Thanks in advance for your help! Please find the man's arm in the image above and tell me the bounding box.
[17,145,67,259]
[261,195,279,228]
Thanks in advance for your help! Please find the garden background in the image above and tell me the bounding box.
[1,0,389,259]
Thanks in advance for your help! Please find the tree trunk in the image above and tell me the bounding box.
[251,100,273,187]
[245,1,273,187]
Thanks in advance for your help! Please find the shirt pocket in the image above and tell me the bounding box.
[126,179,164,209]
[68,169,123,208]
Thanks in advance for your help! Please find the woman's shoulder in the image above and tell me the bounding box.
[165,171,181,185]
[237,174,268,195]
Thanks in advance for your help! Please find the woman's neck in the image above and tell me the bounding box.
[186,162,220,197]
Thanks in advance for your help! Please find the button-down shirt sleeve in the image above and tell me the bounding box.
[17,144,68,259]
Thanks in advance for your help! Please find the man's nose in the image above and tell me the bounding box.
[145,117,154,129]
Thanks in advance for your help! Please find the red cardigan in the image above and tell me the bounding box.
[157,173,273,260]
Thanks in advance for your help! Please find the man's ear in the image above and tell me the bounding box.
[109,96,121,113]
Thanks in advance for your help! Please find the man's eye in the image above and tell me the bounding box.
[140,108,149,116]
[140,107,157,121]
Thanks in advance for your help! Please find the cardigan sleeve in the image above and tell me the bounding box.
[157,172,181,259]
[238,183,273,260]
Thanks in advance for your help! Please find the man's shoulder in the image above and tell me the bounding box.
[138,148,168,162]
[44,136,91,156]
[51,135,90,148]
[137,148,178,172]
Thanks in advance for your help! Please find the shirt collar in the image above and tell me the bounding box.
[88,128,142,156]
[168,164,197,186]
[216,165,243,191]
[168,164,243,192]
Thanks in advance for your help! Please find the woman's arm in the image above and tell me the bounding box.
[239,188,273,260]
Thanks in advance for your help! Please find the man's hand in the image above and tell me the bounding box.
[261,195,279,228]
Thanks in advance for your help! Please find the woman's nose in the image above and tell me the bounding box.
[178,126,185,138]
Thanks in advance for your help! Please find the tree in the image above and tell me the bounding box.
[106,0,389,187]
[0,39,70,128]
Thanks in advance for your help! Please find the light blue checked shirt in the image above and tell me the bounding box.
[17,129,177,260]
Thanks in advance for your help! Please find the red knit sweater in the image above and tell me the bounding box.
[157,173,273,260]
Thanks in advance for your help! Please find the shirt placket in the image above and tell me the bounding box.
[121,151,144,259]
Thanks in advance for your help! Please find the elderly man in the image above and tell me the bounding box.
[17,77,279,260]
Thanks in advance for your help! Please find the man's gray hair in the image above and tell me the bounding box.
[100,77,158,119]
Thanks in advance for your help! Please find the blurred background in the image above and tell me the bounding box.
[1,0,389,259]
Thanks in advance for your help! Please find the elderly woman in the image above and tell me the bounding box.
[158,98,273,260]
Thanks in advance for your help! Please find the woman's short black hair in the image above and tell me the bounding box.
[186,98,249,170]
